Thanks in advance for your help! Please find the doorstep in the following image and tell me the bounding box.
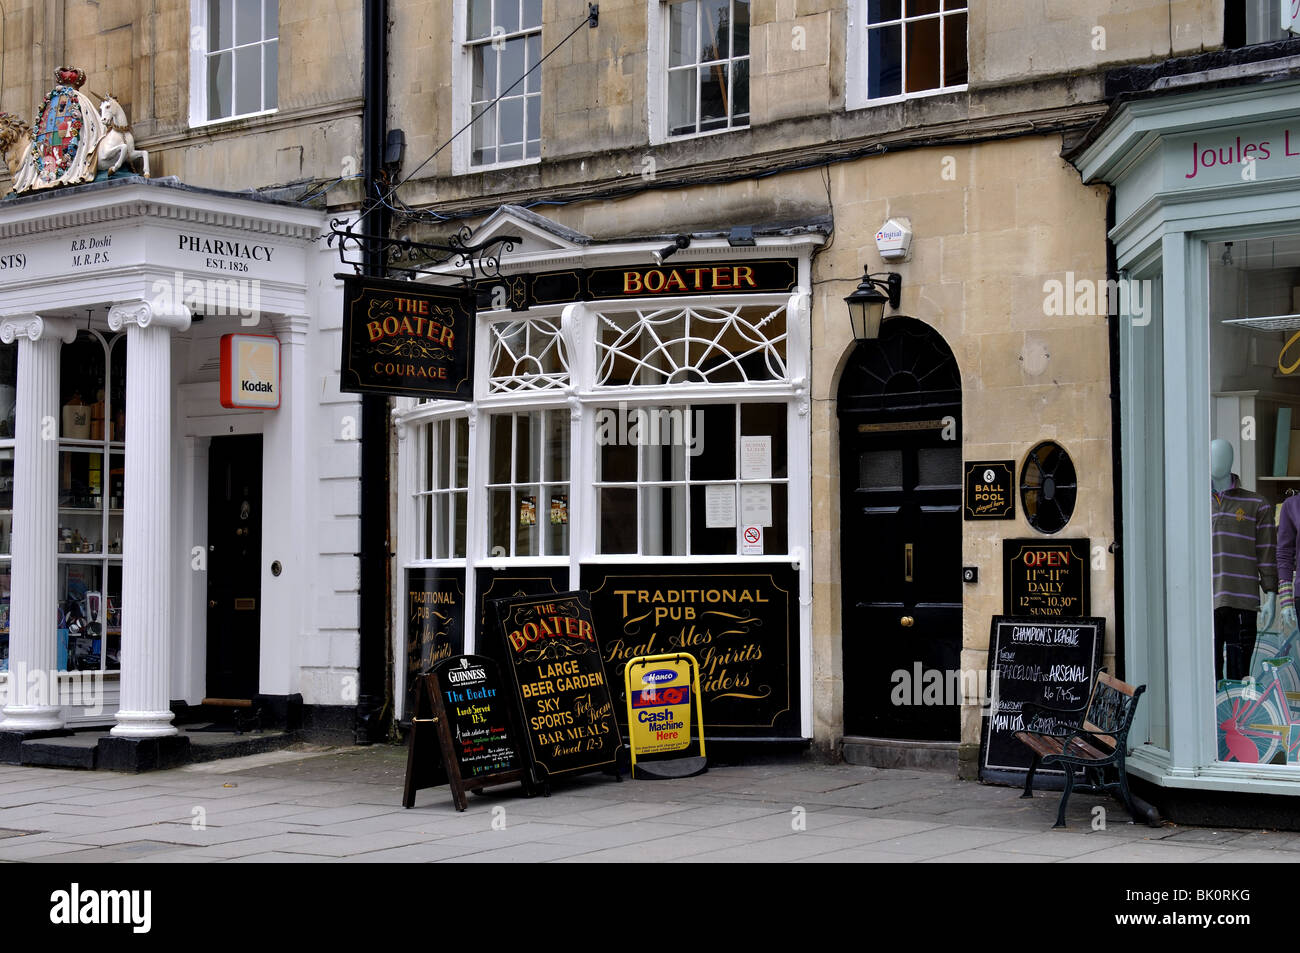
[10,725,296,771]
[841,735,960,772]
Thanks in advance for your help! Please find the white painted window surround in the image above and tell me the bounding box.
[188,0,280,129]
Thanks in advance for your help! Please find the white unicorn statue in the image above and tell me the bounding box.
[96,94,149,179]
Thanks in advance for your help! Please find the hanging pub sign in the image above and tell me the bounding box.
[339,274,475,400]
[404,568,464,722]
[979,615,1105,783]
[1003,538,1090,618]
[582,563,801,739]
[964,460,1014,520]
[402,655,527,811]
[219,333,281,409]
[492,589,622,783]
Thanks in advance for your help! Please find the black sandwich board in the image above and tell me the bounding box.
[402,654,527,811]
[979,615,1105,785]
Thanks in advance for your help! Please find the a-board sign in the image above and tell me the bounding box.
[404,568,464,722]
[964,461,1014,520]
[402,654,525,811]
[1002,537,1090,618]
[494,589,621,782]
[979,615,1105,784]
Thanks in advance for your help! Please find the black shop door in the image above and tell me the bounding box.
[838,320,963,741]
[206,435,263,700]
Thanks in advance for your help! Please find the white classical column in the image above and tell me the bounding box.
[108,299,191,738]
[0,315,76,731]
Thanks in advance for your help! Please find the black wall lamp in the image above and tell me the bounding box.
[844,270,902,341]
[654,234,691,265]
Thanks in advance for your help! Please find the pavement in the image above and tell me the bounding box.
[0,744,1295,863]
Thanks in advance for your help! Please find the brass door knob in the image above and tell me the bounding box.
[900,615,914,627]
[209,600,217,609]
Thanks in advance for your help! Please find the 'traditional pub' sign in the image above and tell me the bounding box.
[340,274,475,400]
[1002,538,1090,618]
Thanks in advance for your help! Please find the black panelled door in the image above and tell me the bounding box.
[206,435,263,700]
[838,320,963,741]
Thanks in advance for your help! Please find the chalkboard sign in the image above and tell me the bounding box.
[402,654,526,811]
[404,569,464,722]
[494,589,622,783]
[979,615,1105,784]
[582,563,800,739]
[1002,538,1090,617]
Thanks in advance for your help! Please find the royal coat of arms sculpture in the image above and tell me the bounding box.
[0,67,149,198]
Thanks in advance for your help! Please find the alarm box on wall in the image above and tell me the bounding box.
[219,333,281,409]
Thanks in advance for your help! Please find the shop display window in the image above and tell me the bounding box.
[1208,233,1300,765]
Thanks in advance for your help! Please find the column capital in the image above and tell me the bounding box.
[0,314,76,345]
[108,299,192,334]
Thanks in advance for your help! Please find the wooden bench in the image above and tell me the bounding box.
[1015,669,1147,829]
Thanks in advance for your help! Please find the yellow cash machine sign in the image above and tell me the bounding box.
[627,657,694,755]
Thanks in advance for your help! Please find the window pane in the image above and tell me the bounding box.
[0,343,15,439]
[690,484,735,555]
[734,0,749,56]
[0,561,9,669]
[526,34,541,91]
[516,412,538,482]
[468,0,492,38]
[473,45,497,101]
[497,0,520,36]
[61,561,105,672]
[235,44,262,114]
[264,0,279,38]
[669,1,697,67]
[907,0,940,14]
[501,37,526,89]
[691,404,735,480]
[455,417,470,487]
[488,489,511,553]
[0,448,12,556]
[699,61,728,130]
[905,16,941,93]
[452,492,467,559]
[545,485,569,555]
[235,0,262,45]
[700,0,730,60]
[208,51,233,119]
[740,403,786,478]
[500,97,524,144]
[944,12,968,86]
[436,419,451,489]
[489,415,511,484]
[522,0,542,28]
[868,25,901,98]
[210,0,234,49]
[599,488,638,553]
[732,58,749,127]
[600,437,637,482]
[264,39,278,108]
[943,0,965,7]
[867,0,901,21]
[668,68,696,135]
[642,486,686,556]
[515,489,539,555]
[526,96,540,149]
[434,494,450,559]
[546,409,569,481]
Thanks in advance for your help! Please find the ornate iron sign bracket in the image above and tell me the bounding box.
[328,217,520,284]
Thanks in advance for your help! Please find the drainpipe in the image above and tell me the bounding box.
[1105,189,1125,679]
[356,0,391,744]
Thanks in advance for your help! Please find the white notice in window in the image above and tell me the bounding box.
[741,436,772,480]
[739,483,772,527]
[705,484,736,528]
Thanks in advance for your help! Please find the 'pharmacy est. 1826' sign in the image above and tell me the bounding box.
[340,274,476,400]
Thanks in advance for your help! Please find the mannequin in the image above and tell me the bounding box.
[1211,438,1277,681]
[1277,490,1300,633]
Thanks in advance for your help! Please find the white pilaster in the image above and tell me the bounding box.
[0,315,76,731]
[108,299,191,738]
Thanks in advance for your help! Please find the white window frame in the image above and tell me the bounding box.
[188,0,280,129]
[451,0,544,175]
[648,0,751,145]
[845,0,968,112]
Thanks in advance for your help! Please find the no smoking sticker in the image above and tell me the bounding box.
[742,525,763,555]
